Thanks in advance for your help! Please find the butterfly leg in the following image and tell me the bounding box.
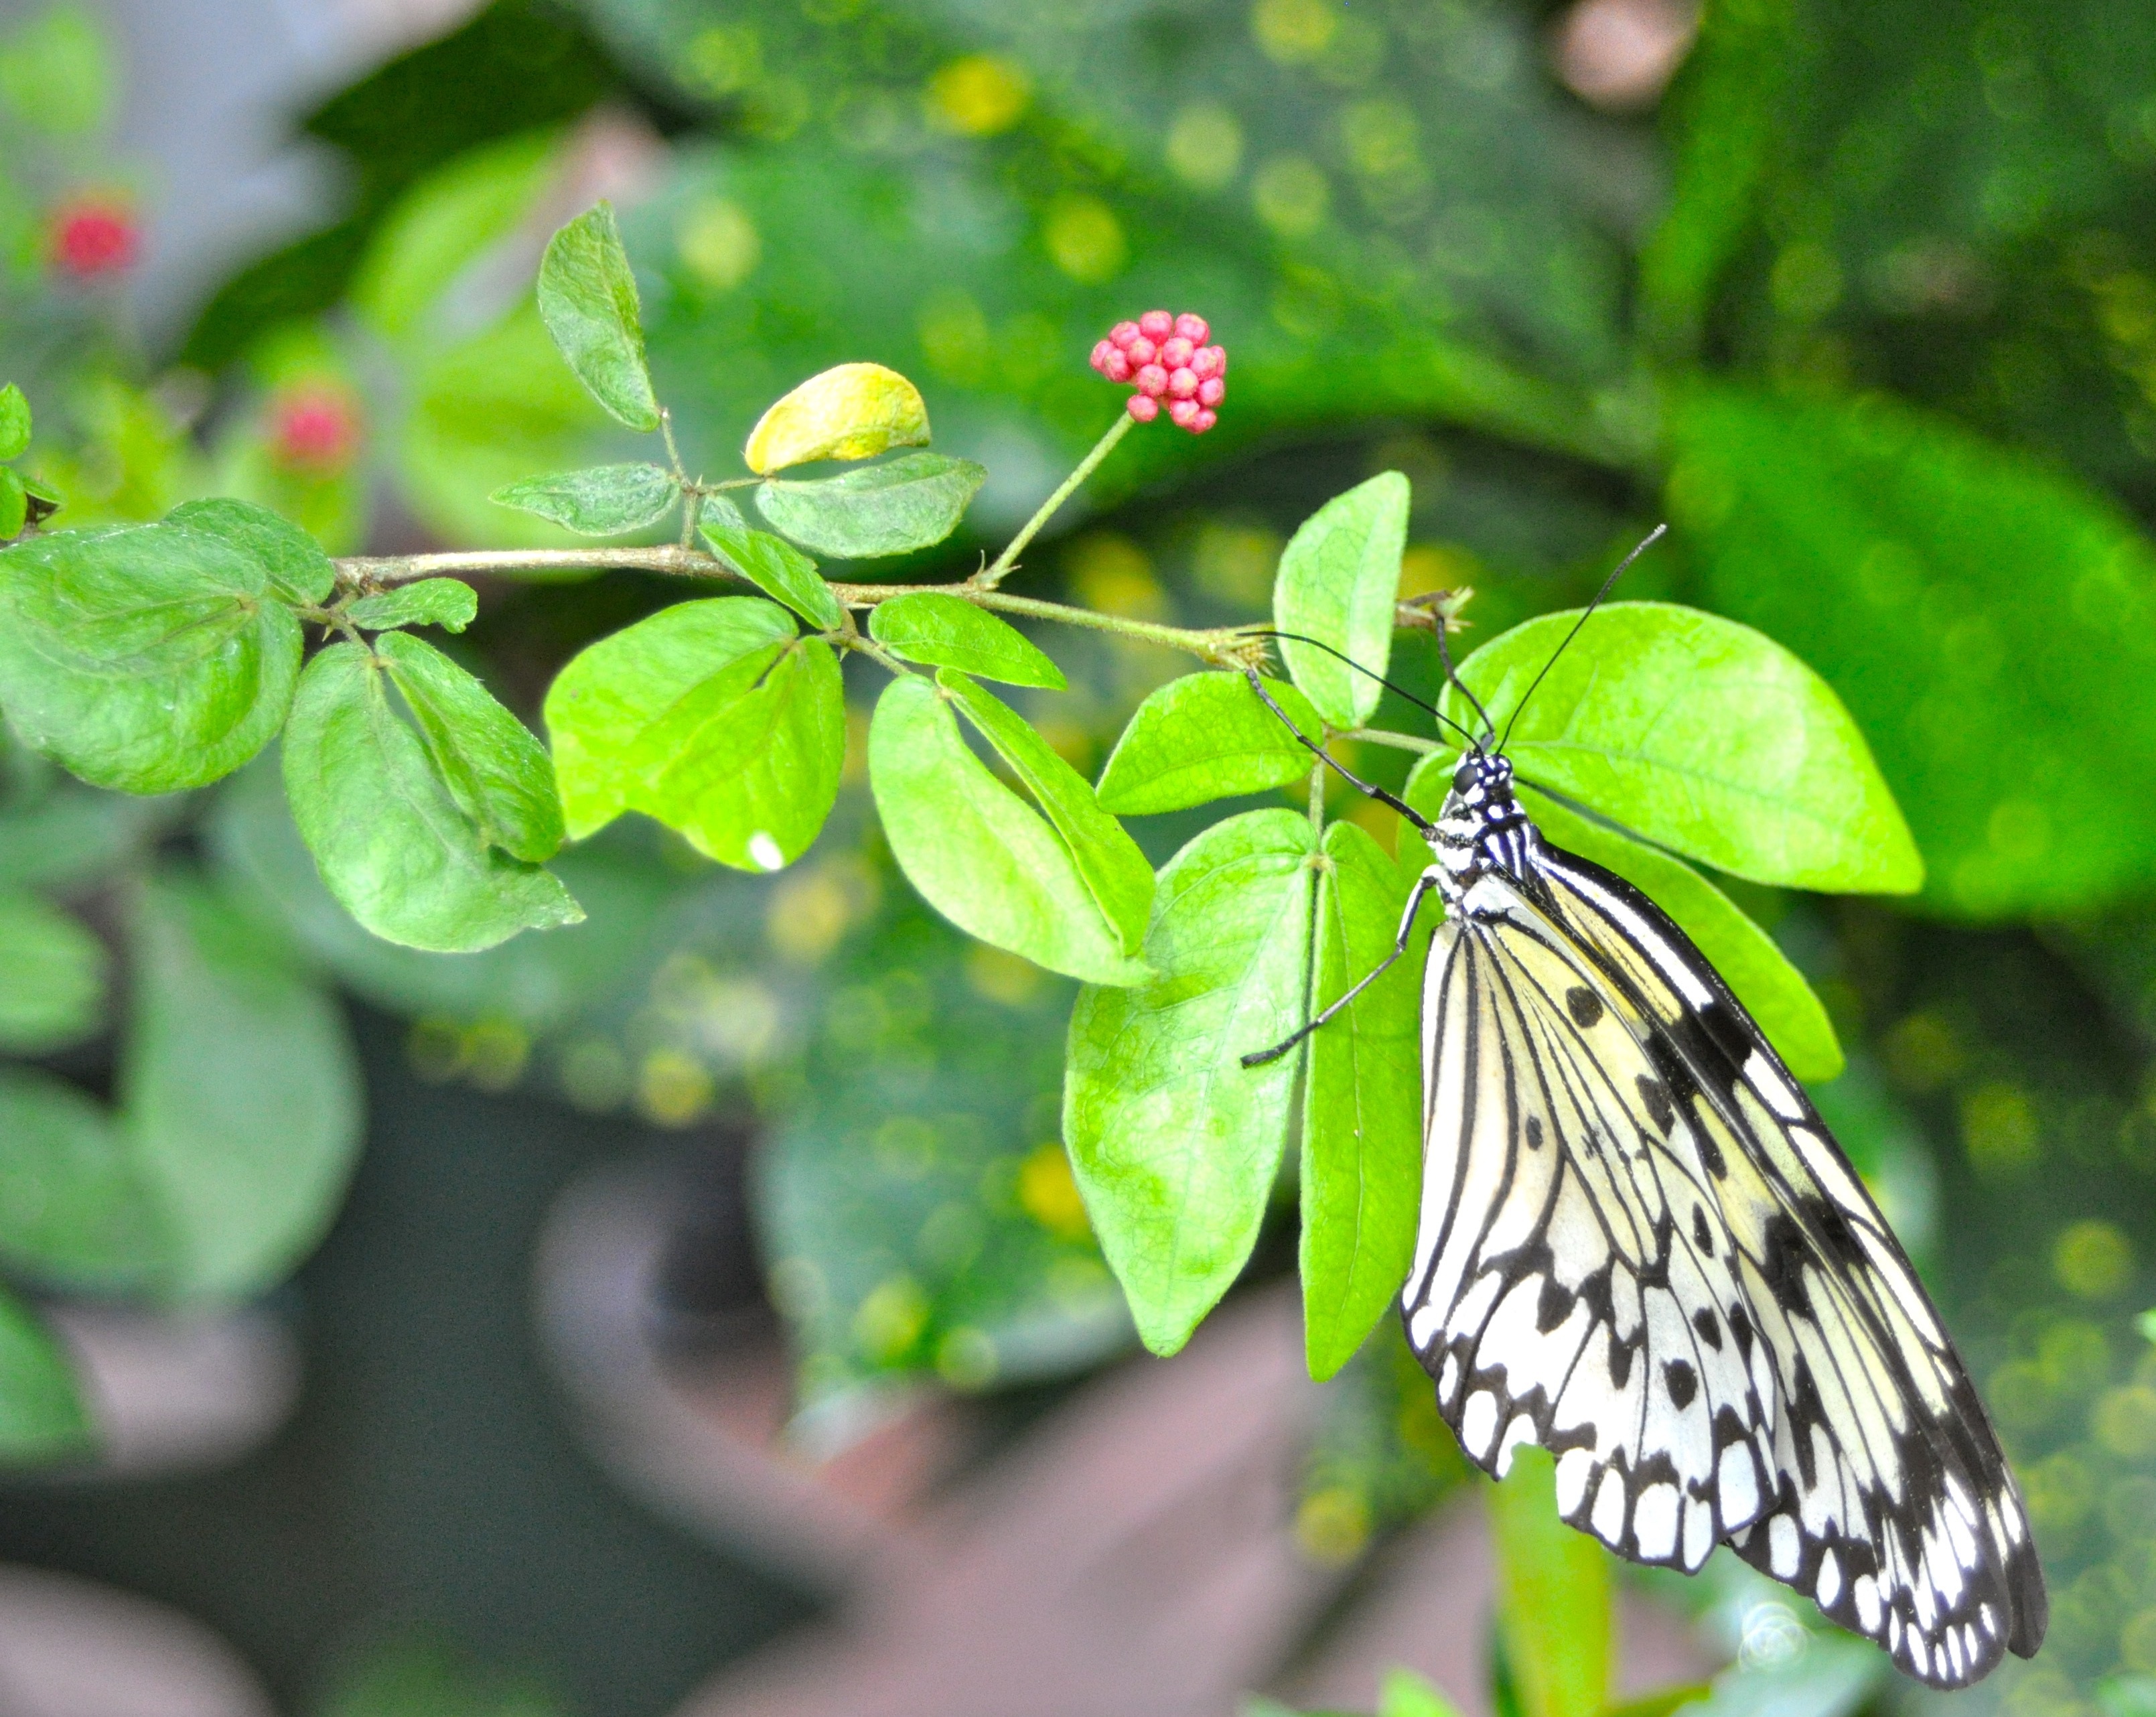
[1241,870,1439,1067]
[1242,671,1435,835]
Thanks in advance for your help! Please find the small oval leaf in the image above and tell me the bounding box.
[870,593,1064,689]
[0,384,29,462]
[535,202,661,433]
[1095,673,1323,815]
[701,518,845,631]
[0,890,104,1054]
[1275,471,1411,729]
[756,452,985,559]
[490,463,679,536]
[743,362,930,474]
[869,675,1147,986]
[166,497,336,606]
[346,577,479,634]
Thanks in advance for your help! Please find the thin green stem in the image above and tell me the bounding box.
[973,412,1135,592]
[658,409,687,484]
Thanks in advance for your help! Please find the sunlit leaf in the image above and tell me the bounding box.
[0,384,28,462]
[1444,602,1920,895]
[743,361,930,474]
[284,643,583,951]
[490,462,679,536]
[0,470,25,541]
[535,201,662,431]
[701,517,845,630]
[166,496,336,606]
[940,670,1153,955]
[1064,809,1316,1355]
[1302,821,1427,1381]
[869,675,1147,985]
[346,578,479,634]
[756,452,986,559]
[1378,1669,1464,1717]
[1095,673,1323,815]
[869,592,1065,689]
[0,523,302,794]
[1491,1446,1611,1717]
[0,890,104,1054]
[1275,472,1411,729]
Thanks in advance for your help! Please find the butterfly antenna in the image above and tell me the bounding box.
[1497,523,1668,753]
[1434,620,1494,751]
[1252,629,1480,750]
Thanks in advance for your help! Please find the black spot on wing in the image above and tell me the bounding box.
[1664,1359,1699,1410]
[1693,1307,1723,1350]
[1566,985,1603,1028]
[1526,1114,1544,1149]
[1761,1213,1816,1318]
[1636,1074,1675,1134]
[1536,1276,1576,1334]
[1727,1300,1753,1360]
[1692,1205,1715,1255]
[1807,1195,1869,1268]
[1611,1334,1636,1390]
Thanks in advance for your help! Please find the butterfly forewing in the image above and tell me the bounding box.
[1403,767,2045,1690]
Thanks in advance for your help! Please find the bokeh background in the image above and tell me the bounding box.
[0,1,2153,1714]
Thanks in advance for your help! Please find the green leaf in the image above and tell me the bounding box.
[1404,759,1843,1082]
[869,675,1149,985]
[939,670,1154,955]
[165,496,336,606]
[1063,809,1317,1354]
[1378,1670,1464,1717]
[700,519,845,631]
[1275,472,1411,729]
[869,592,1066,689]
[756,452,987,559]
[1668,384,2156,917]
[0,1071,155,1289]
[1096,673,1323,815]
[1445,602,1920,895]
[534,202,661,433]
[0,1288,91,1462]
[1601,1687,1713,1717]
[490,463,680,536]
[0,469,25,541]
[1302,821,1427,1380]
[284,644,583,951]
[0,523,303,794]
[1491,1446,1611,1717]
[0,889,104,1053]
[122,872,362,1299]
[0,383,29,461]
[743,362,931,474]
[546,598,845,872]
[346,578,480,634]
[376,631,563,863]
[0,5,111,137]
[0,782,171,890]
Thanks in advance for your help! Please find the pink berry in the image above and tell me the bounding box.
[271,388,362,472]
[1208,345,1228,375]
[1127,393,1160,422]
[1138,309,1173,340]
[1188,346,1223,381]
[50,198,138,279]
[1103,348,1133,382]
[1167,366,1199,400]
[1168,397,1201,427]
[1109,320,1141,349]
[1135,363,1169,397]
[1190,409,1217,433]
[1159,336,1194,369]
[1090,339,1113,373]
[1198,375,1225,407]
[1174,313,1210,344]
[1125,336,1157,366]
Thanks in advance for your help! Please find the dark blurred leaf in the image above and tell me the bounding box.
[1301,820,1425,1381]
[741,362,930,474]
[0,778,171,889]
[378,630,564,863]
[347,577,480,634]
[317,1632,567,1717]
[0,889,104,1054]
[700,518,843,631]
[0,384,30,462]
[167,496,336,606]
[536,201,662,433]
[122,871,363,1299]
[0,1287,91,1462]
[1445,602,1921,895]
[940,669,1153,955]
[756,452,986,559]
[0,1071,156,1290]
[491,463,679,536]
[1490,1446,1610,1717]
[0,523,302,794]
[1668,385,2156,915]
[1064,809,1315,1355]
[869,592,1064,689]
[1095,673,1321,815]
[869,675,1146,985]
[1275,474,1411,729]
[284,644,583,951]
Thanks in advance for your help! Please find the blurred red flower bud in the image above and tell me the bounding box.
[48,196,139,280]
[271,387,362,474]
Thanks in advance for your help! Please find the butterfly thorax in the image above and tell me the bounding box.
[1430,750,1542,918]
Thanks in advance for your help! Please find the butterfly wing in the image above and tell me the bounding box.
[1404,892,1781,1574]
[1521,841,2044,1686]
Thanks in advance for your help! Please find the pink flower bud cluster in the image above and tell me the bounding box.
[1090,310,1226,433]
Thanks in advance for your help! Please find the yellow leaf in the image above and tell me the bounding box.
[743,362,930,474]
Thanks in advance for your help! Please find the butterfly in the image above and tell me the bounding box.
[1240,541,2047,1689]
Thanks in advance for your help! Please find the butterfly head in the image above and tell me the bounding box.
[1431,748,1538,904]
